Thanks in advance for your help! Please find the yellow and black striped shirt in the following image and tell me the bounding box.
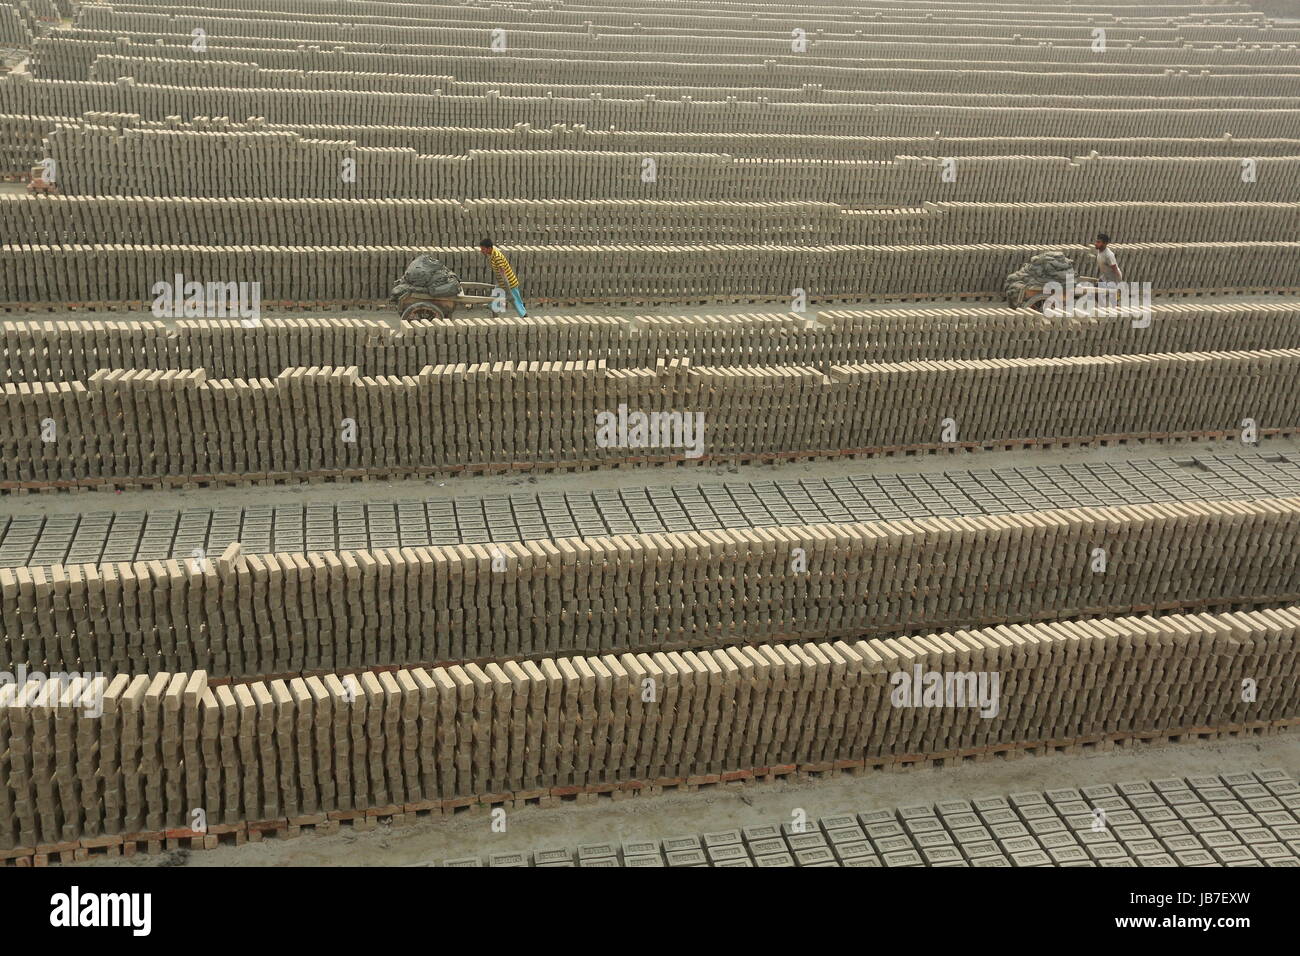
[487,248,519,289]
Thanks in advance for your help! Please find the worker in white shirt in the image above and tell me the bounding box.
[1094,233,1123,286]
[1093,233,1123,308]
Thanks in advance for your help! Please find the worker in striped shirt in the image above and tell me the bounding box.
[479,239,527,317]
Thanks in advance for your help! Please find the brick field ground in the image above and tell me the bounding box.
[1,0,1297,869]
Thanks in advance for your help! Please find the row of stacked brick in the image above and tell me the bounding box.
[351,151,1300,205]
[6,75,1298,138]
[33,30,1300,87]
[4,499,1300,679]
[7,195,1299,249]
[109,0,1259,12]
[37,123,1300,201]
[13,113,1298,179]
[81,54,1300,112]
[73,4,1299,51]
[6,304,1300,383]
[0,112,53,177]
[90,57,459,94]
[59,13,1221,50]
[92,0,1282,37]
[0,195,852,246]
[42,122,467,200]
[31,35,1300,96]
[131,127,1300,163]
[4,242,1298,305]
[0,4,31,47]
[10,0,55,33]
[888,202,1300,247]
[3,603,1298,848]
[4,350,1300,483]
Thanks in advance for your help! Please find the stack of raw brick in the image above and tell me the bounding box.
[891,202,1300,246]
[30,34,1300,96]
[80,53,1300,114]
[3,0,1299,859]
[4,241,1300,305]
[56,36,1287,73]
[21,0,54,20]
[4,349,1300,483]
[4,74,1296,138]
[89,0,1272,33]
[4,303,1300,383]
[14,108,1295,170]
[34,118,1300,201]
[53,12,1296,83]
[3,499,1300,679]
[12,194,1300,249]
[0,112,53,176]
[335,127,1294,162]
[457,152,1300,204]
[0,194,851,245]
[2,605,1297,848]
[41,120,465,199]
[88,55,454,94]
[0,3,31,46]
[69,2,1300,58]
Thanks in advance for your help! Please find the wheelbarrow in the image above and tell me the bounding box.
[1009,275,1102,312]
[395,282,499,321]
[27,165,57,196]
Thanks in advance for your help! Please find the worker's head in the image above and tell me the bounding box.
[1095,233,1111,250]
[479,239,494,256]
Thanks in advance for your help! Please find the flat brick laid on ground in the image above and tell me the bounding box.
[407,770,1300,868]
[5,452,1297,567]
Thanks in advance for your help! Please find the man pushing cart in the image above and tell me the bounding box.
[478,238,527,317]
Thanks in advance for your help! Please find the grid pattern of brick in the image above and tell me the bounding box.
[430,770,1300,867]
[4,452,1296,568]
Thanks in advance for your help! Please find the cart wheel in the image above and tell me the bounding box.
[1020,293,1047,313]
[401,302,445,322]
